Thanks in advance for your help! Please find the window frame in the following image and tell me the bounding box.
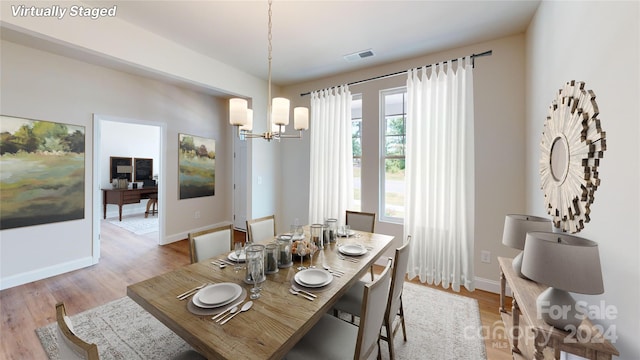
[378,87,407,224]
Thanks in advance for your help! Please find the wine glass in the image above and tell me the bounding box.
[233,241,243,272]
[309,245,315,268]
[297,246,307,271]
[249,259,262,300]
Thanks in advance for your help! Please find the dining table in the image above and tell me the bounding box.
[126,227,394,360]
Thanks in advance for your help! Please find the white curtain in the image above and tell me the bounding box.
[309,85,354,224]
[404,57,475,292]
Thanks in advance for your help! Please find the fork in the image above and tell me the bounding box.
[338,254,359,263]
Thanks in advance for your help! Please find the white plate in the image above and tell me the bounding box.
[295,269,332,288]
[337,229,356,237]
[228,251,246,262]
[193,283,242,307]
[338,244,367,256]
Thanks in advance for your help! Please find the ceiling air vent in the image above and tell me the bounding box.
[344,49,375,62]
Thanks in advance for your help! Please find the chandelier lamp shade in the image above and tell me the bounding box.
[501,214,552,279]
[228,0,309,141]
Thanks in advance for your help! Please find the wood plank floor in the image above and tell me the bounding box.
[0,221,512,360]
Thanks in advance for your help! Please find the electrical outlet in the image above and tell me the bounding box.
[480,250,491,264]
[195,211,201,219]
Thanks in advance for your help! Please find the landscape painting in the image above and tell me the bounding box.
[178,133,215,199]
[0,115,85,230]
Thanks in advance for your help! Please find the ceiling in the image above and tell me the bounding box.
[84,0,540,87]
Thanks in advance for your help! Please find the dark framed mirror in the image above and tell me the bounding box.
[134,158,153,182]
[110,156,132,181]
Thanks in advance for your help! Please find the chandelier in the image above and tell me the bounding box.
[229,0,309,141]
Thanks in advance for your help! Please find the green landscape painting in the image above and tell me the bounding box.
[178,133,215,199]
[0,115,85,230]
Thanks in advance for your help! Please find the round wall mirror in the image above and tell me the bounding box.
[540,81,606,233]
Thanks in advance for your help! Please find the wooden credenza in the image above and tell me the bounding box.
[102,187,158,221]
[498,257,618,360]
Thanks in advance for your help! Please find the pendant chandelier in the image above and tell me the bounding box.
[229,0,309,141]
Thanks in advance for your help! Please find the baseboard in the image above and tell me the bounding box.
[474,276,512,297]
[0,256,95,290]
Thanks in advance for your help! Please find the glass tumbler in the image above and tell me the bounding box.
[245,244,265,285]
[310,224,324,249]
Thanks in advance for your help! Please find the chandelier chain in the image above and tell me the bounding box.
[267,0,273,127]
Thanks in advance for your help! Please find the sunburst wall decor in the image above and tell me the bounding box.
[540,80,606,233]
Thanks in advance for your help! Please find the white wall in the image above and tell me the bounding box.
[525,2,639,359]
[0,40,234,288]
[281,34,529,285]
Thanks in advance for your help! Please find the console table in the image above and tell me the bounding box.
[102,187,158,221]
[498,257,618,360]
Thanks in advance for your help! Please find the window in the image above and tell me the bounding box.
[380,88,406,222]
[351,94,362,211]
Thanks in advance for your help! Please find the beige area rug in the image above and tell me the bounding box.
[107,214,158,235]
[36,282,486,359]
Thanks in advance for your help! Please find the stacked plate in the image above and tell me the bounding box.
[227,250,246,263]
[294,269,333,288]
[338,243,368,256]
[337,229,356,237]
[192,283,243,309]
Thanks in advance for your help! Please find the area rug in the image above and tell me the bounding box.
[108,214,158,235]
[36,283,486,360]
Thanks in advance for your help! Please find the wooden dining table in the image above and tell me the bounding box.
[126,229,394,360]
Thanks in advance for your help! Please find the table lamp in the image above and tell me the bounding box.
[521,231,604,330]
[501,214,552,278]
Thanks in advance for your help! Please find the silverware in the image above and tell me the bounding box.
[176,283,206,300]
[291,286,317,298]
[211,300,245,321]
[289,288,314,301]
[338,254,359,263]
[210,260,227,269]
[220,301,253,325]
[322,264,345,275]
[216,305,239,323]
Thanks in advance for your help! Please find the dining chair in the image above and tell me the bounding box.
[246,215,276,243]
[346,210,377,280]
[188,224,233,263]
[55,302,100,360]
[345,210,376,233]
[285,259,393,360]
[332,235,412,360]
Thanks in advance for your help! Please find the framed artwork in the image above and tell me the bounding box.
[0,115,85,230]
[178,133,215,199]
[109,156,132,181]
[134,158,153,181]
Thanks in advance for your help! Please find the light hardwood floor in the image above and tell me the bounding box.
[0,221,512,360]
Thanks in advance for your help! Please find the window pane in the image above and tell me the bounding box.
[352,120,362,157]
[385,135,404,156]
[384,159,405,218]
[385,116,405,135]
[351,94,362,211]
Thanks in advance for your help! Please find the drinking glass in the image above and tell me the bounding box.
[250,258,262,299]
[297,246,307,271]
[234,241,243,272]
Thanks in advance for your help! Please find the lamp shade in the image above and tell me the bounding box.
[293,107,309,130]
[501,214,551,250]
[521,232,604,295]
[116,165,132,173]
[272,97,290,125]
[229,98,248,126]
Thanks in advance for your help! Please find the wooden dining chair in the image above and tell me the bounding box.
[332,235,412,360]
[346,210,377,280]
[188,224,233,263]
[285,259,393,360]
[56,302,100,360]
[246,215,276,243]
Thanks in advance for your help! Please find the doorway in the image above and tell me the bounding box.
[93,115,164,262]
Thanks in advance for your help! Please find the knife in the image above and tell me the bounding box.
[211,300,245,321]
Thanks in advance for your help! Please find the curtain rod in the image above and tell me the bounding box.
[300,50,492,97]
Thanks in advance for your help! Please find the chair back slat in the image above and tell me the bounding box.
[387,236,411,324]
